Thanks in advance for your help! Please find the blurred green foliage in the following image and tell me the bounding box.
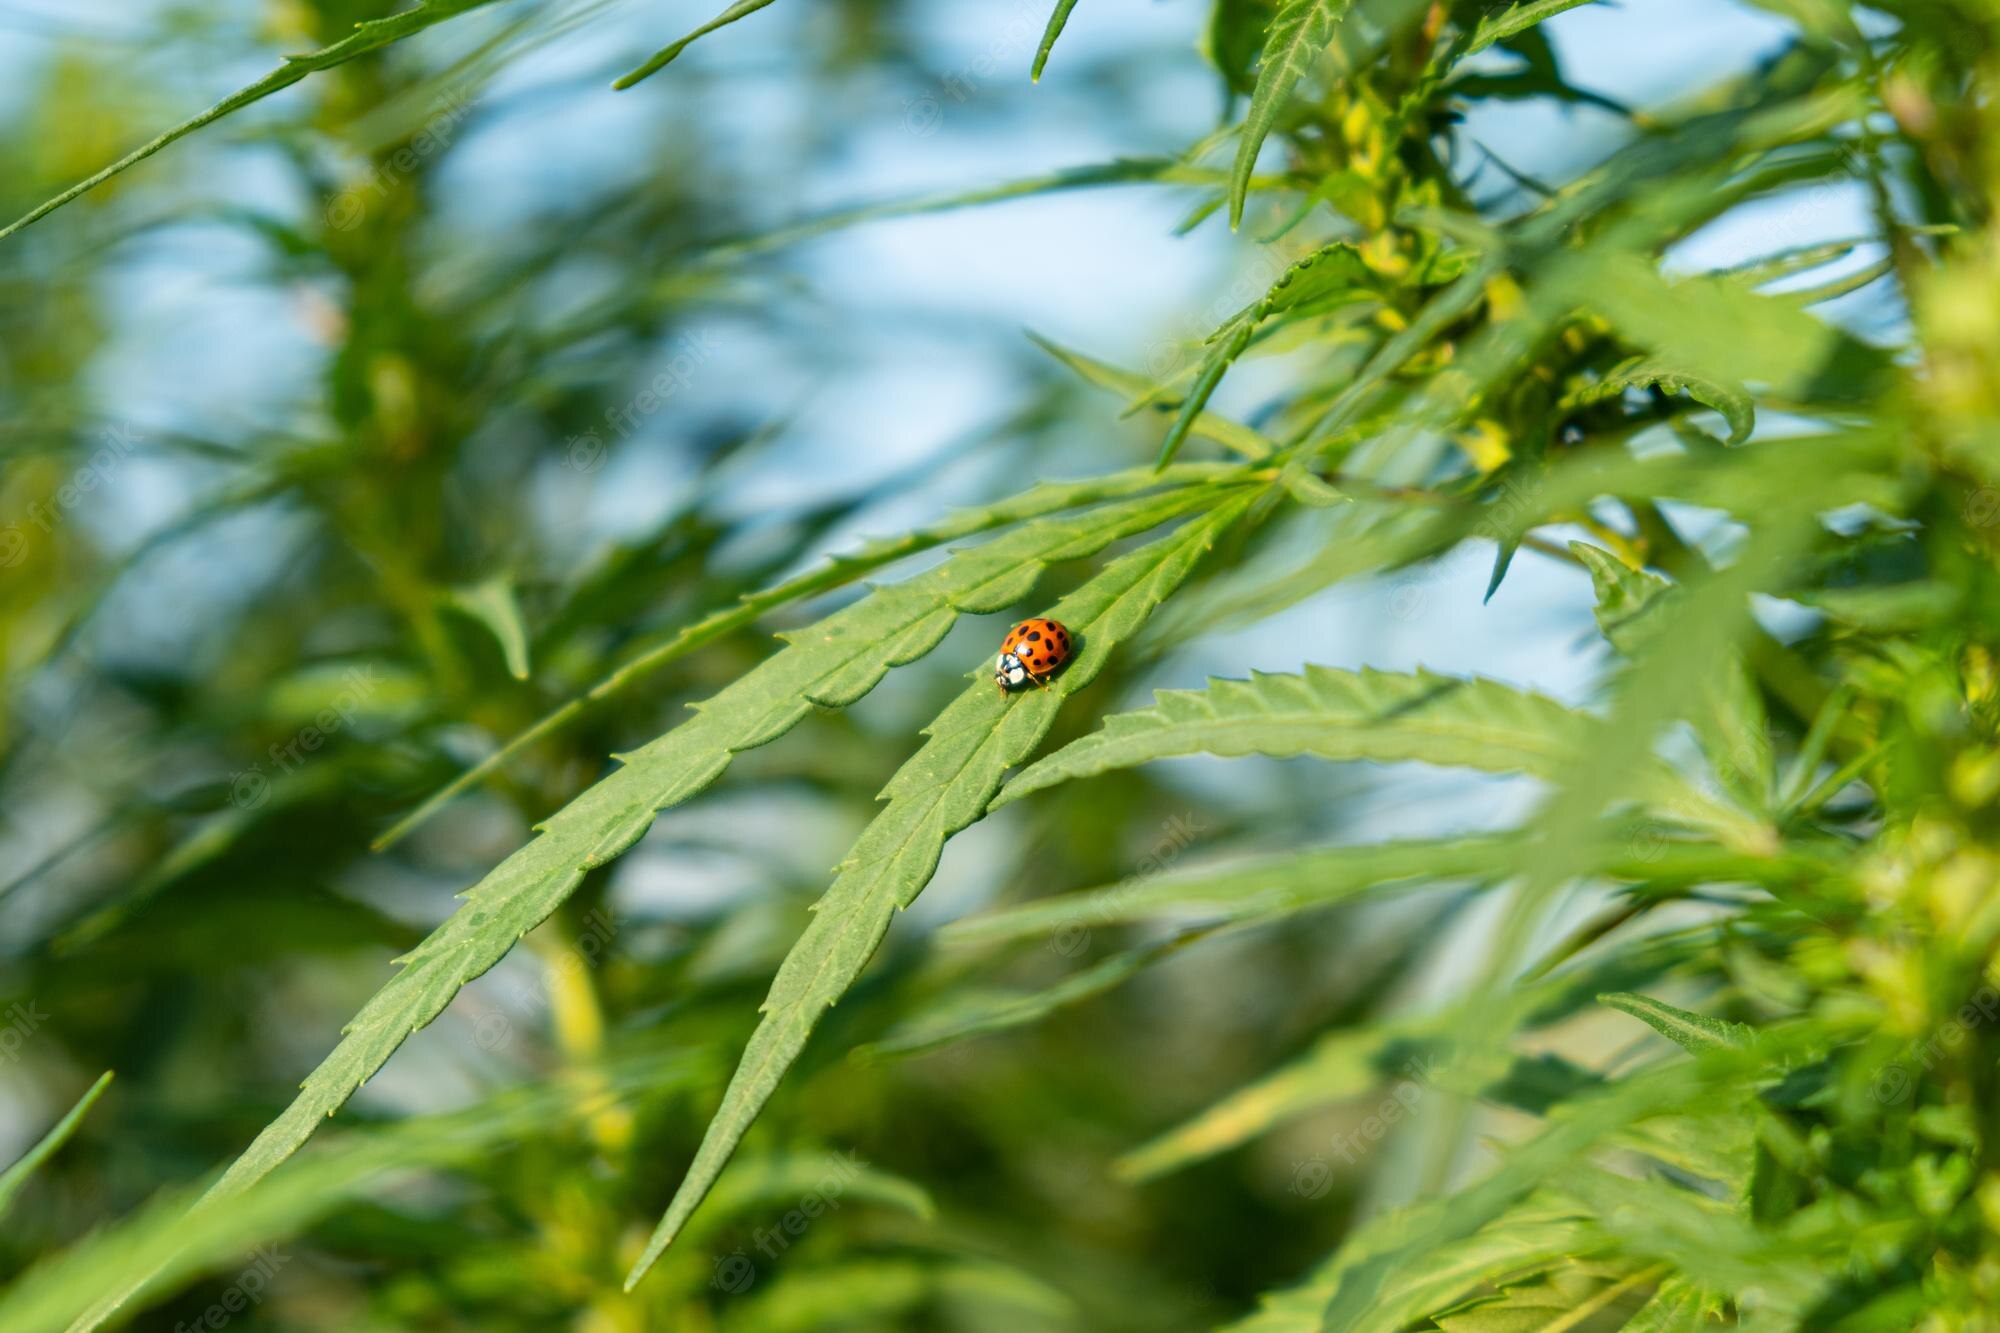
[4,0,2000,1329]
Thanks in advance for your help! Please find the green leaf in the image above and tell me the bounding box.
[943,834,1517,948]
[1282,471,1348,507]
[204,483,1227,1211]
[1155,243,1371,469]
[1561,354,1755,445]
[1032,0,1084,81]
[992,666,1594,809]
[694,1150,935,1226]
[1229,0,1358,228]
[1305,1054,1767,1332]
[1570,542,1772,812]
[0,0,505,243]
[0,1072,112,1220]
[614,0,778,90]
[446,575,531,680]
[1117,1028,1395,1180]
[1226,1193,1607,1333]
[1119,1013,1603,1182]
[1553,1166,1822,1311]
[29,1054,705,1333]
[624,491,1258,1287]
[1158,317,1257,470]
[1431,1258,1650,1332]
[1580,254,1888,404]
[1597,992,1754,1056]
[1027,332,1276,461]
[1611,1108,1755,1192]
[1463,1,1607,59]
[379,463,1240,847]
[1568,543,1675,659]
[1618,1275,1720,1333]
[854,926,1215,1063]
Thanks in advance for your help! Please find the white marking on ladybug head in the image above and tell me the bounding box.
[995,650,1028,689]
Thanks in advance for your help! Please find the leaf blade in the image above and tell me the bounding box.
[0,1072,113,1221]
[1229,0,1358,228]
[624,491,1259,1286]
[613,0,778,90]
[1032,0,1084,81]
[992,666,1593,809]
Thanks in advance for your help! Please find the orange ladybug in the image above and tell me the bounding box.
[995,618,1072,694]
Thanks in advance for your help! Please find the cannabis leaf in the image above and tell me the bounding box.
[1033,0,1086,81]
[615,0,779,90]
[624,489,1259,1286]
[0,0,507,243]
[203,483,1226,1203]
[380,464,1242,847]
[1229,0,1357,228]
[992,666,1595,808]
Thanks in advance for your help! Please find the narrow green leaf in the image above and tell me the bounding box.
[696,1150,934,1225]
[1122,1014,1606,1183]
[1570,542,1771,810]
[0,0,504,243]
[1157,318,1256,469]
[624,492,1258,1287]
[28,1057,702,1333]
[854,927,1214,1063]
[1597,992,1754,1055]
[1618,1275,1719,1333]
[205,484,1222,1210]
[1611,1109,1755,1192]
[1117,1028,1393,1181]
[1553,1166,1822,1311]
[709,159,1224,264]
[1308,1050,1775,1331]
[1568,543,1674,658]
[1561,354,1755,445]
[992,666,1594,809]
[1226,1193,1607,1333]
[1463,1,1606,59]
[1032,0,1084,81]
[1026,332,1276,461]
[1229,0,1358,228]
[379,464,1238,848]
[1155,242,1371,470]
[943,835,1516,948]
[0,1073,113,1220]
[614,0,777,90]
[1282,471,1348,507]
[1581,255,1886,404]
[446,575,531,680]
[1431,1258,1652,1332]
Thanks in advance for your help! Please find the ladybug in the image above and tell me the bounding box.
[995,617,1073,694]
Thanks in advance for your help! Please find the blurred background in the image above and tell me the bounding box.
[0,1,1903,1328]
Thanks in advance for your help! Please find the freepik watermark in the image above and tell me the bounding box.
[1872,984,2000,1106]
[172,1247,290,1332]
[710,1150,872,1295]
[1049,811,1207,957]
[902,0,1042,135]
[1289,1053,1435,1198]
[0,1000,50,1064]
[325,88,477,230]
[563,331,717,474]
[0,424,141,569]
[228,665,381,810]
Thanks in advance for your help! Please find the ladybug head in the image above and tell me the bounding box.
[994,650,1026,689]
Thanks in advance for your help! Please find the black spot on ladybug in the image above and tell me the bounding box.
[1028,630,1041,642]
